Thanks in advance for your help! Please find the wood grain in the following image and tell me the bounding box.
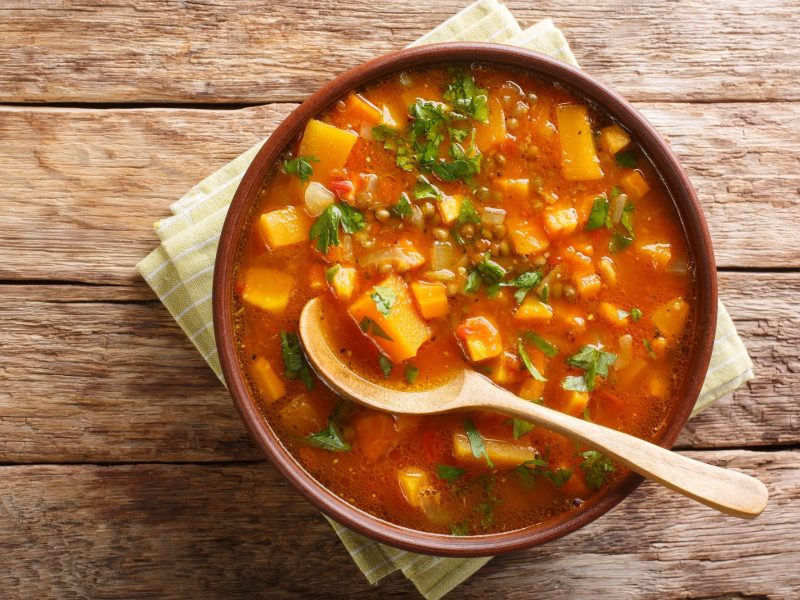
[0,450,795,599]
[1,0,798,103]
[1,102,798,288]
[0,272,797,464]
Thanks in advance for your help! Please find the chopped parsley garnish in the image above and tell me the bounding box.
[585,195,610,231]
[522,331,558,358]
[465,418,493,468]
[615,150,637,168]
[370,285,397,316]
[436,464,466,482]
[413,175,442,200]
[378,354,393,378]
[500,270,543,304]
[476,501,495,529]
[545,467,573,487]
[359,316,394,341]
[372,125,414,171]
[609,232,634,253]
[513,458,548,487]
[391,192,412,218]
[449,521,470,536]
[443,68,490,124]
[476,254,507,283]
[630,308,643,322]
[282,155,319,182]
[562,344,617,392]
[512,418,536,439]
[643,339,657,358]
[306,417,350,452]
[518,338,547,382]
[280,331,314,390]
[433,136,481,182]
[580,450,615,488]
[309,202,366,253]
[621,203,635,236]
[539,283,550,304]
[404,363,419,384]
[325,264,340,283]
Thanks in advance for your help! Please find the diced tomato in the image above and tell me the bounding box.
[329,179,354,198]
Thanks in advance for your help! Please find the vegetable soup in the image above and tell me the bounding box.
[233,64,694,535]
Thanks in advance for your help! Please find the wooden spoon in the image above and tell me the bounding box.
[299,297,768,519]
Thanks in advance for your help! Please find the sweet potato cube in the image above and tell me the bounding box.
[438,194,463,225]
[514,296,554,323]
[242,268,294,313]
[348,274,432,363]
[600,124,631,155]
[543,207,579,239]
[651,297,689,338]
[490,351,525,386]
[455,316,502,362]
[507,218,550,255]
[258,206,312,249]
[575,273,602,299]
[398,467,430,508]
[496,178,529,204]
[474,96,506,150]
[518,376,545,402]
[597,302,629,327]
[562,390,590,417]
[410,281,449,319]
[637,242,672,270]
[647,375,669,400]
[556,104,604,181]
[278,394,328,435]
[297,119,358,184]
[252,357,286,403]
[453,433,538,468]
[345,93,383,125]
[620,170,650,199]
[355,413,397,462]
[329,265,358,301]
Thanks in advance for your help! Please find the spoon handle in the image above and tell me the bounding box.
[462,372,768,519]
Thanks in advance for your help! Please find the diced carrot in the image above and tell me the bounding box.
[354,412,397,462]
[575,193,599,226]
[490,351,526,385]
[455,316,503,362]
[561,390,590,417]
[600,124,631,155]
[636,242,672,270]
[252,357,286,402]
[348,274,432,363]
[496,178,529,204]
[397,467,430,508]
[597,302,629,327]
[297,119,358,184]
[401,82,443,106]
[437,194,463,225]
[518,351,548,400]
[574,273,602,299]
[410,281,449,319]
[650,297,689,338]
[258,206,312,249]
[278,394,329,436]
[556,104,604,181]
[507,218,550,255]
[543,207,579,239]
[596,256,617,286]
[474,96,506,151]
[329,265,358,300]
[452,433,538,468]
[620,170,650,199]
[242,267,295,313]
[345,93,383,125]
[514,296,554,323]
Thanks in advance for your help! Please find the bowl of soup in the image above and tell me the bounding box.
[213,43,717,556]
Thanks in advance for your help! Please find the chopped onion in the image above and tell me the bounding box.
[481,207,507,226]
[616,334,634,369]
[431,240,456,270]
[358,246,425,272]
[361,173,378,194]
[304,182,335,217]
[359,124,374,140]
[339,234,354,262]
[610,192,629,224]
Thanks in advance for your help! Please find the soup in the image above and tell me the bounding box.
[233,64,693,535]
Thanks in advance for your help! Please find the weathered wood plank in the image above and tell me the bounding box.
[0,272,797,463]
[0,451,796,598]
[1,1,798,103]
[0,102,798,287]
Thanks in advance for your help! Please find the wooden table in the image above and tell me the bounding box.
[1,1,798,597]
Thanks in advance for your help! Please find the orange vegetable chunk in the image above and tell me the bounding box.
[597,302,629,327]
[452,433,538,468]
[410,281,449,319]
[637,242,672,270]
[514,297,554,323]
[398,467,430,508]
[561,390,590,416]
[242,267,294,313]
[355,412,397,462]
[556,104,604,181]
[507,218,550,255]
[496,178,529,204]
[252,357,286,402]
[575,273,602,299]
[348,274,432,363]
[543,207,579,239]
[650,297,689,338]
[297,119,358,184]
[437,194,463,225]
[345,93,383,125]
[600,124,631,155]
[456,316,503,362]
[474,96,507,150]
[329,265,358,300]
[620,170,650,199]
[258,206,312,249]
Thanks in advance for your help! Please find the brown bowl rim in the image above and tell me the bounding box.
[213,42,718,557]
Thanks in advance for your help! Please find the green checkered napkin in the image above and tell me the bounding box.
[137,1,754,597]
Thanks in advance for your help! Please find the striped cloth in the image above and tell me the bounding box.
[137,1,754,597]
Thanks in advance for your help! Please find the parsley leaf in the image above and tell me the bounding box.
[450,522,470,536]
[414,175,442,200]
[433,137,482,182]
[378,354,393,378]
[309,202,366,254]
[563,344,617,392]
[630,308,643,322]
[545,467,573,487]
[518,338,547,382]
[561,375,589,392]
[465,418,493,468]
[372,125,414,171]
[280,331,314,390]
[325,264,340,283]
[513,458,548,488]
[522,331,558,358]
[609,232,634,253]
[370,285,397,316]
[391,192,412,218]
[464,269,481,294]
[282,155,319,182]
[585,195,610,231]
[512,418,536,439]
[476,254,506,284]
[404,363,419,384]
[580,450,615,489]
[359,316,394,341]
[500,270,543,304]
[437,464,466,481]
[306,418,350,452]
[621,203,635,237]
[443,68,490,124]
[643,339,656,358]
[615,150,637,168]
